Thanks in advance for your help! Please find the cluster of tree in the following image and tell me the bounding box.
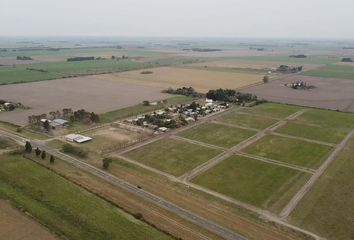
[24,142,55,164]
[28,108,99,126]
[138,114,178,129]
[249,47,265,51]
[183,48,221,52]
[111,55,129,60]
[67,56,95,62]
[276,65,303,73]
[26,67,48,73]
[16,56,32,60]
[0,49,7,52]
[289,54,307,58]
[341,58,353,62]
[206,89,257,103]
[62,143,88,158]
[163,87,203,98]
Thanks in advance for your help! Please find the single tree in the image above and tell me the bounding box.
[43,120,51,132]
[35,147,41,157]
[25,141,32,153]
[142,100,150,106]
[41,150,46,160]
[263,76,269,83]
[102,158,113,170]
[50,155,55,164]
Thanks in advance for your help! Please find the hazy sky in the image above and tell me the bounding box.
[1,0,354,38]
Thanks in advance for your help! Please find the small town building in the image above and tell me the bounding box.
[50,119,68,129]
[65,134,92,143]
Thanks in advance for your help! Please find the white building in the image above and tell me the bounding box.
[65,134,92,143]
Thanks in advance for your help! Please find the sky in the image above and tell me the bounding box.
[1,0,354,39]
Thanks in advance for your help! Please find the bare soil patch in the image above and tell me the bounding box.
[243,75,354,113]
[0,200,58,240]
[97,67,262,93]
[0,75,169,125]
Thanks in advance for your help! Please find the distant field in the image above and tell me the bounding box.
[180,122,256,148]
[290,137,354,240]
[125,138,222,176]
[232,55,340,65]
[217,109,278,130]
[239,103,303,119]
[0,59,151,85]
[192,155,310,208]
[96,67,263,93]
[0,154,172,240]
[303,64,354,80]
[242,135,333,169]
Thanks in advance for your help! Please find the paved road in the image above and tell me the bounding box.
[0,129,246,240]
[279,127,354,219]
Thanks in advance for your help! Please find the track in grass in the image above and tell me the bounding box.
[124,138,222,176]
[192,155,310,208]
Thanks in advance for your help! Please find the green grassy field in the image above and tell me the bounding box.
[192,155,310,208]
[99,96,194,123]
[217,109,278,129]
[180,122,256,148]
[0,59,151,85]
[125,138,222,176]
[0,154,172,240]
[290,137,354,240]
[231,55,340,65]
[239,103,303,119]
[276,122,348,144]
[303,64,354,80]
[242,135,333,169]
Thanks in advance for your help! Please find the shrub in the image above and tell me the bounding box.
[62,144,88,158]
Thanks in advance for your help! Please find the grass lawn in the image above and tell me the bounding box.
[239,103,303,119]
[276,122,348,144]
[303,64,354,80]
[192,155,310,208]
[0,154,172,240]
[125,138,222,176]
[180,122,256,148]
[242,135,333,169]
[218,109,278,129]
[99,96,193,123]
[290,137,354,240]
[293,108,354,130]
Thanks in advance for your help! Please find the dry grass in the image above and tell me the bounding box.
[96,67,263,93]
[0,200,59,240]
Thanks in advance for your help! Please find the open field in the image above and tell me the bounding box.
[0,154,172,240]
[180,122,256,148]
[243,75,354,113]
[125,138,222,176]
[0,199,58,240]
[96,66,263,93]
[290,137,354,240]
[242,135,333,169]
[239,102,303,119]
[0,59,153,85]
[216,108,278,129]
[276,109,354,143]
[188,58,321,72]
[0,75,169,126]
[303,64,354,80]
[232,55,341,65]
[192,155,310,209]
